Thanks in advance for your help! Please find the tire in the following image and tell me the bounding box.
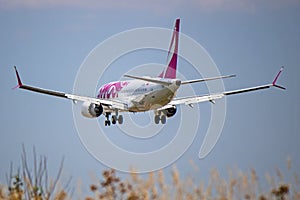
[154,115,160,124]
[118,115,123,124]
[112,115,117,124]
[161,115,166,124]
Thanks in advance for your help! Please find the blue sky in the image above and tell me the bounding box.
[1,0,299,195]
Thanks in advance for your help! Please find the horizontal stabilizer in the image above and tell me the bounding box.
[124,74,172,86]
[181,74,236,85]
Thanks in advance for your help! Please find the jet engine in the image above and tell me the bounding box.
[81,102,103,118]
[165,106,177,118]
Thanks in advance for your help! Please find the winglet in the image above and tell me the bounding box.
[13,66,23,89]
[272,66,285,90]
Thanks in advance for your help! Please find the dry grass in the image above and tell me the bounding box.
[0,146,70,200]
[1,148,299,200]
[86,162,300,200]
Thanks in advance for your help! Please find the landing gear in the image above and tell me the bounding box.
[111,115,117,124]
[111,114,123,125]
[104,112,111,126]
[105,120,111,126]
[154,115,160,124]
[154,111,167,124]
[104,111,123,126]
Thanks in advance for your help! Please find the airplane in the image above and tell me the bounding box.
[13,18,285,126]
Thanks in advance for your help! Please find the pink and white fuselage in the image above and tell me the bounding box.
[96,78,181,112]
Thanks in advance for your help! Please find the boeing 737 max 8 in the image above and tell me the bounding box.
[13,19,285,126]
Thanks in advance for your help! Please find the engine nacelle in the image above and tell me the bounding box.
[165,106,177,118]
[81,102,103,118]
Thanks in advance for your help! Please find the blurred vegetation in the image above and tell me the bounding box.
[1,148,299,200]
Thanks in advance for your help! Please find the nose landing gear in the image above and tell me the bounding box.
[104,113,111,126]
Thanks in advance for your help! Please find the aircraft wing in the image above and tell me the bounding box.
[161,67,285,109]
[13,66,128,110]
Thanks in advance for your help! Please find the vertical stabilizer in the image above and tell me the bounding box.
[159,18,180,79]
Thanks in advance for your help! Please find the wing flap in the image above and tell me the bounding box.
[65,94,127,110]
[170,94,224,105]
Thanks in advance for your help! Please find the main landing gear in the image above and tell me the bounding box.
[154,111,167,124]
[104,111,123,126]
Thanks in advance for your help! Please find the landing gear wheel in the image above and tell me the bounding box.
[104,113,111,126]
[111,115,117,124]
[118,115,123,124]
[105,120,111,126]
[154,115,160,124]
[161,115,166,124]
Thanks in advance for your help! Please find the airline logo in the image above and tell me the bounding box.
[97,81,129,99]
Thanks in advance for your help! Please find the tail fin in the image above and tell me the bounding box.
[159,18,180,79]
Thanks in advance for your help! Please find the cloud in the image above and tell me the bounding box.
[0,0,299,12]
